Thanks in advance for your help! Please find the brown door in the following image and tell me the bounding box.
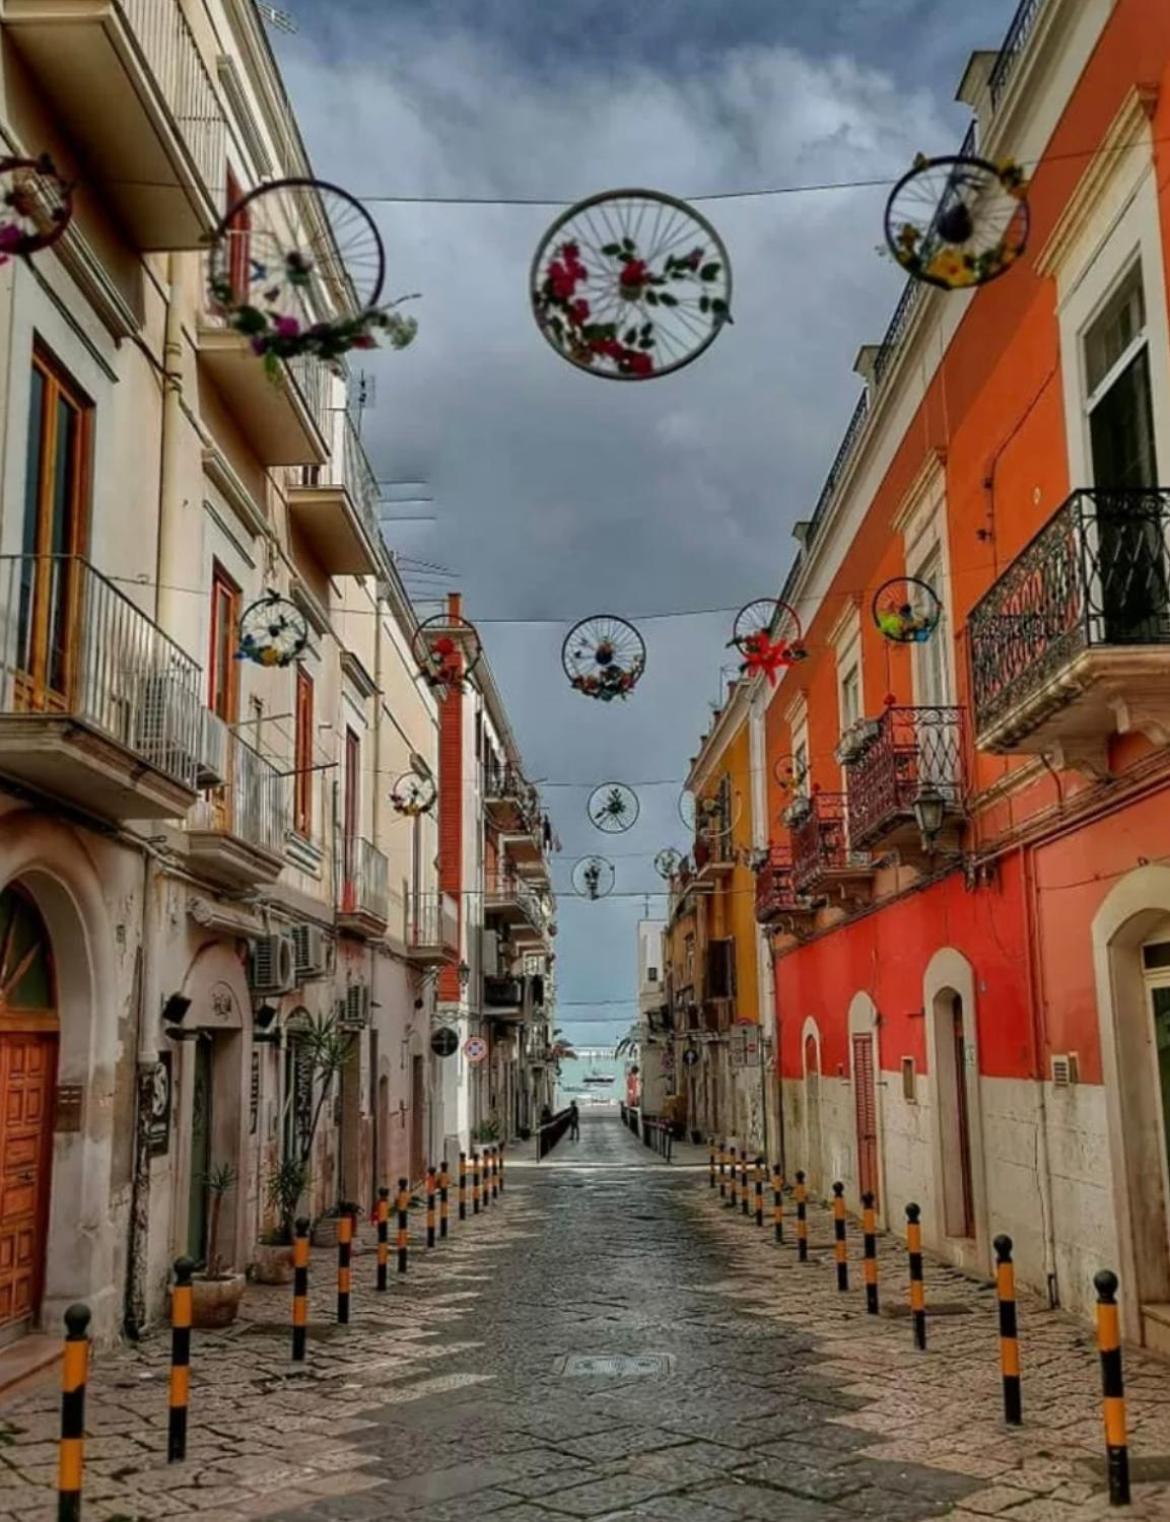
[342,728,360,911]
[951,998,975,1238]
[852,1034,879,1207]
[410,1055,425,1183]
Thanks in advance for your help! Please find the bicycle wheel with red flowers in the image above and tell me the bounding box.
[531,189,732,380]
[0,156,72,262]
[885,155,1029,291]
[872,576,942,645]
[412,612,483,696]
[562,615,646,702]
[729,599,806,684]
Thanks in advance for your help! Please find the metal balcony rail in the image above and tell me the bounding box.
[988,0,1048,107]
[190,736,286,853]
[405,890,459,953]
[485,761,541,824]
[485,868,547,925]
[791,791,852,895]
[846,706,966,849]
[121,0,225,198]
[0,554,202,789]
[341,837,389,920]
[754,845,801,922]
[968,488,1170,736]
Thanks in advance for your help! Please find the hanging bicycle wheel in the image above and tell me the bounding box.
[654,847,684,880]
[236,591,309,668]
[531,189,732,380]
[872,576,942,645]
[772,753,803,793]
[562,615,646,702]
[587,782,640,834]
[730,598,806,683]
[412,612,483,696]
[390,771,437,817]
[0,156,72,260]
[885,154,1029,291]
[678,788,741,839]
[572,854,616,900]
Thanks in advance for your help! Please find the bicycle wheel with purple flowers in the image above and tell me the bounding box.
[0,156,72,261]
[562,615,646,702]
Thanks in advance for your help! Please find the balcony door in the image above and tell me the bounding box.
[206,564,240,830]
[15,352,91,713]
[342,728,360,910]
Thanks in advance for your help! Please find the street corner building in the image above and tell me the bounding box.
[0,2,556,1354]
[668,0,1170,1351]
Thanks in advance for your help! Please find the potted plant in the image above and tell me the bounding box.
[190,1163,246,1329]
[253,1158,307,1284]
[473,1117,500,1146]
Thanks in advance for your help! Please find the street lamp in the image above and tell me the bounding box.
[458,960,471,991]
[913,782,947,855]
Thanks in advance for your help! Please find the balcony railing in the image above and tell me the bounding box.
[190,737,286,855]
[485,762,541,828]
[341,837,389,925]
[405,890,459,958]
[791,791,870,896]
[969,489,1170,741]
[485,868,547,929]
[754,845,810,923]
[988,0,1049,107]
[846,706,966,850]
[121,0,224,195]
[0,554,201,790]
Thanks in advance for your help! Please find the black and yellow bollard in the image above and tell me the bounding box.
[481,1150,490,1211]
[718,1141,727,1200]
[291,1217,310,1363]
[772,1164,784,1244]
[754,1158,764,1229]
[993,1235,1021,1425]
[472,1151,481,1215]
[1094,1270,1130,1506]
[376,1187,390,1292]
[862,1192,879,1315]
[426,1167,437,1248]
[396,1180,409,1274]
[459,1152,468,1221]
[740,1154,750,1218]
[57,1303,90,1522]
[906,1203,926,1350]
[795,1171,808,1262]
[440,1159,450,1239]
[491,1146,499,1202]
[337,1205,353,1324]
[832,1183,849,1292]
[168,1258,194,1463]
[727,1146,738,1210]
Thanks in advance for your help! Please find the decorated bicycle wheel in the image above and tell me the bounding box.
[531,189,731,380]
[678,788,741,840]
[872,576,942,645]
[772,754,803,793]
[729,598,806,684]
[562,615,646,702]
[236,591,309,667]
[572,854,615,901]
[0,156,72,262]
[390,771,437,817]
[588,782,639,834]
[885,154,1029,291]
[208,177,417,367]
[654,847,684,880]
[412,612,482,696]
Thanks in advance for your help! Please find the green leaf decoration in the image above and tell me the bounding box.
[701,263,721,281]
[623,327,637,345]
[640,322,653,338]
[601,243,622,256]
[711,298,728,315]
[645,290,659,305]
[622,237,636,252]
[639,337,655,349]
[699,295,711,314]
[659,293,678,307]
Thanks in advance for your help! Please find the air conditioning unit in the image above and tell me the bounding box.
[196,709,229,789]
[250,933,296,995]
[291,923,329,980]
[135,672,199,785]
[339,983,371,1030]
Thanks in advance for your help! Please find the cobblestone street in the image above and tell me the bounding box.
[4,1113,1170,1521]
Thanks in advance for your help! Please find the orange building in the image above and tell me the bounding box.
[750,0,1170,1345]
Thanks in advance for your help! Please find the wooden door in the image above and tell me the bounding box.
[0,1035,56,1335]
[342,728,360,910]
[410,1054,425,1184]
[187,1039,213,1263]
[951,1000,975,1239]
[804,1034,822,1192]
[852,1034,879,1207]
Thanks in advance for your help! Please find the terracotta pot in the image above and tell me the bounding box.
[312,1215,340,1249]
[251,1241,294,1285]
[189,1272,246,1329]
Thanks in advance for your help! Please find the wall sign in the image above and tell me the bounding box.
[249,1050,260,1135]
[55,1084,84,1134]
[682,1048,700,1067]
[431,1027,459,1058]
[147,1054,172,1155]
[464,1036,488,1064]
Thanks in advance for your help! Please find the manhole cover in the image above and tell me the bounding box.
[556,1353,675,1377]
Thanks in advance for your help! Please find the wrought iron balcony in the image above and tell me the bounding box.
[485,868,549,939]
[187,738,287,887]
[846,706,966,852]
[339,838,390,936]
[969,489,1170,764]
[288,415,381,575]
[790,791,873,899]
[988,0,1048,108]
[0,554,201,818]
[404,890,460,965]
[754,846,814,924]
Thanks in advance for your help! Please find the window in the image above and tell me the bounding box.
[293,665,314,837]
[647,966,659,985]
[225,168,251,304]
[840,661,861,732]
[793,739,809,791]
[208,563,240,723]
[912,547,952,707]
[1086,264,1157,489]
[343,727,360,896]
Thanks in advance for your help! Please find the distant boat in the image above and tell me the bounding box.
[583,1070,614,1086]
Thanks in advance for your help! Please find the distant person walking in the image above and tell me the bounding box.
[569,1101,580,1141]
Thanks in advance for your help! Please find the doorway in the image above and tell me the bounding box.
[187,1038,214,1263]
[852,1033,879,1207]
[410,1054,425,1183]
[804,1032,822,1193]
[933,990,975,1239]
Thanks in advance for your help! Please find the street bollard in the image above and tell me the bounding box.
[906,1203,926,1350]
[728,1146,738,1210]
[795,1171,808,1262]
[833,1183,849,1291]
[772,1164,784,1244]
[994,1235,1021,1425]
[459,1152,468,1221]
[57,1303,90,1522]
[754,1158,764,1229]
[396,1180,409,1274]
[718,1141,727,1200]
[709,1139,717,1189]
[1094,1270,1130,1506]
[440,1159,450,1239]
[862,1192,879,1315]
[491,1146,499,1201]
[376,1187,390,1291]
[472,1152,481,1215]
[168,1258,194,1463]
[337,1205,353,1324]
[740,1154,750,1218]
[291,1217,310,1362]
[426,1167,437,1248]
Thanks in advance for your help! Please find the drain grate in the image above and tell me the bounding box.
[556,1353,675,1377]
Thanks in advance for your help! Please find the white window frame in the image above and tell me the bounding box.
[900,459,957,710]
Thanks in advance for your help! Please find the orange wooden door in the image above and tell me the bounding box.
[0,1033,56,1333]
[852,1034,879,1208]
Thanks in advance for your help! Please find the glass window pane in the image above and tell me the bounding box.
[1090,347,1158,490]
[17,368,45,668]
[1086,266,1146,396]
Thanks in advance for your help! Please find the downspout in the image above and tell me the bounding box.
[1021,843,1059,1307]
[154,254,185,631]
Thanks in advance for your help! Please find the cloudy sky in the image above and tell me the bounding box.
[274,0,1021,1047]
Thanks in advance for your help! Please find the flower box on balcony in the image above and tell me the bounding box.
[782,795,813,829]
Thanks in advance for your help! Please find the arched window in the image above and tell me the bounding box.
[0,886,54,1011]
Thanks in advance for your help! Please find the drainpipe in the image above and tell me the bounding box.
[154,254,185,632]
[1022,843,1059,1307]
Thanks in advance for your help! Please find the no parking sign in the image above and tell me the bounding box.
[464,1036,488,1064]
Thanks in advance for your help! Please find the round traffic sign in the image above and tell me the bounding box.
[682,1048,700,1067]
[464,1036,488,1064]
[431,1026,459,1058]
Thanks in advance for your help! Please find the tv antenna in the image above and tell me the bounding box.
[257,4,297,33]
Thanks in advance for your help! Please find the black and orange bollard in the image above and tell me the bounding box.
[1095,1270,1130,1506]
[718,1141,727,1200]
[754,1158,764,1229]
[426,1167,437,1248]
[376,1187,390,1291]
[906,1203,926,1350]
[491,1146,499,1202]
[727,1146,738,1210]
[459,1152,468,1221]
[740,1154,750,1218]
[168,1258,194,1463]
[795,1171,808,1262]
[440,1159,450,1239]
[994,1235,1021,1425]
[833,1183,849,1292]
[472,1151,481,1215]
[337,1205,353,1323]
[291,1216,310,1362]
[396,1180,409,1274]
[772,1164,784,1244]
[862,1192,879,1315]
[481,1150,490,1211]
[57,1303,90,1522]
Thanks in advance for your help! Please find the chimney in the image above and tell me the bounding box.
[447,591,463,621]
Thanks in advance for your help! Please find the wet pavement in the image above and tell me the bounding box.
[4,1112,1170,1520]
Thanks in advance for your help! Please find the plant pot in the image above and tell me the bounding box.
[251,1240,294,1285]
[189,1272,246,1329]
[313,1215,341,1249]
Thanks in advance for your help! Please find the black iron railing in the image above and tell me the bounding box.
[988,0,1048,108]
[846,707,966,849]
[968,489,1170,737]
[537,1107,573,1159]
[755,845,803,922]
[791,792,861,895]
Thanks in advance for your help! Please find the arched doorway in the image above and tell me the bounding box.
[932,988,975,1240]
[0,886,57,1343]
[848,992,882,1214]
[802,1022,822,1193]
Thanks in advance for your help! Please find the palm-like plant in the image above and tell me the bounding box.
[614,1024,640,1061]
